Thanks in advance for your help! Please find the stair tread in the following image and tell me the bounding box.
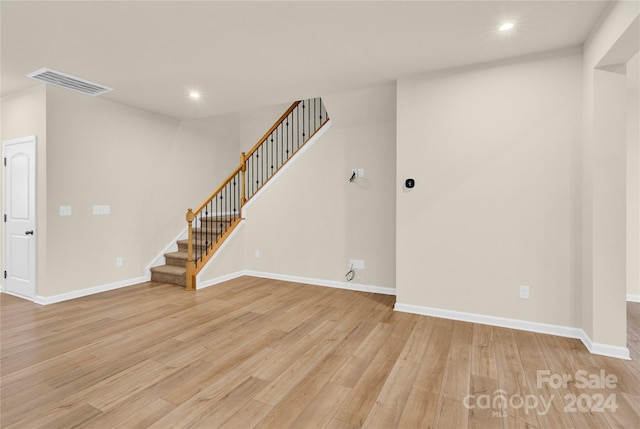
[192,228,226,234]
[150,265,186,275]
[199,215,237,221]
[177,239,211,246]
[164,251,188,259]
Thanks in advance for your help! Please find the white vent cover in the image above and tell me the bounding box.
[27,68,113,96]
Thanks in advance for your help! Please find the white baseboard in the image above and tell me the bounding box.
[197,271,247,289]
[2,289,35,301]
[196,268,395,296]
[627,294,640,303]
[394,302,630,361]
[589,342,631,360]
[33,276,148,305]
[243,270,396,296]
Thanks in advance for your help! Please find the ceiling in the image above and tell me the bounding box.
[1,0,611,120]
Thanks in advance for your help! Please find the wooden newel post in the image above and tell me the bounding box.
[240,152,247,207]
[185,208,195,291]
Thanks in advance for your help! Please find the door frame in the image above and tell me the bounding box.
[2,135,38,300]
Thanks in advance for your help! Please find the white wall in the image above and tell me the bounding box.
[237,102,291,153]
[46,86,176,294]
[396,49,582,328]
[627,52,640,300]
[199,85,397,290]
[582,0,639,351]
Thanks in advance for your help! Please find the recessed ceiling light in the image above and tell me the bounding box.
[499,22,514,32]
[189,91,201,99]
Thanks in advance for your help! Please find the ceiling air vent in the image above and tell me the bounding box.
[27,68,113,96]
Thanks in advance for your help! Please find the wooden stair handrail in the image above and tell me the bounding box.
[241,121,328,205]
[194,165,243,215]
[193,100,302,217]
[245,101,301,159]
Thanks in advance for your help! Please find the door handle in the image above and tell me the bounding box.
[25,230,34,235]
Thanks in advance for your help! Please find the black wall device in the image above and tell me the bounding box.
[405,178,415,189]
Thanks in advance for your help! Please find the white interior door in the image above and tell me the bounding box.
[3,136,37,300]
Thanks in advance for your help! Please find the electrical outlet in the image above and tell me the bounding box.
[349,259,365,269]
[255,250,261,259]
[116,257,123,267]
[93,205,111,215]
[59,205,72,216]
[519,285,530,299]
[358,168,364,178]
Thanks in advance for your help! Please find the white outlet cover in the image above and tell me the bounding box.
[519,285,530,299]
[93,205,111,215]
[116,257,123,267]
[350,259,365,269]
[59,205,72,216]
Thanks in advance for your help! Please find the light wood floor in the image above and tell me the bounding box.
[1,277,639,429]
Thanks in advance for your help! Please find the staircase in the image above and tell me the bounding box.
[150,215,233,286]
[150,98,329,289]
